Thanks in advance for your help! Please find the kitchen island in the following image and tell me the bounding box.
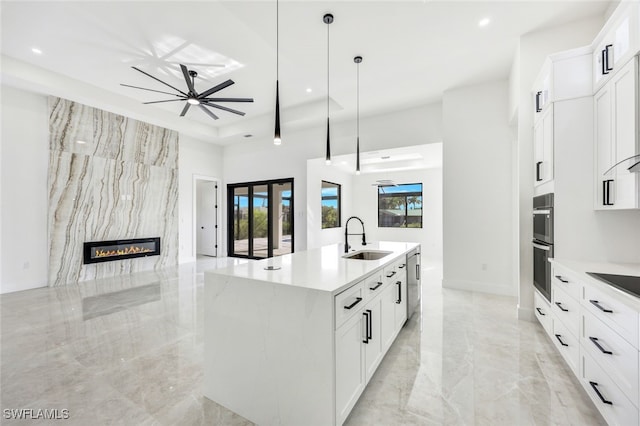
[203,241,420,426]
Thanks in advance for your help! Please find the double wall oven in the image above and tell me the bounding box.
[532,193,554,301]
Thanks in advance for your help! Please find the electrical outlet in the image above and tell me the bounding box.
[23,261,30,270]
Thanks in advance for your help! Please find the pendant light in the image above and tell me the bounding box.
[354,55,362,175]
[274,0,281,145]
[324,13,333,165]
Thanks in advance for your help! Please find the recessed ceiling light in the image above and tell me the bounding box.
[381,156,391,160]
[76,140,87,144]
[31,47,42,55]
[306,88,312,93]
[478,18,491,28]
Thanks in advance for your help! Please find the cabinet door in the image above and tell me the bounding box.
[394,279,408,331]
[611,57,639,209]
[335,312,365,425]
[594,83,613,209]
[381,283,397,352]
[364,296,383,381]
[534,119,545,184]
[533,106,554,185]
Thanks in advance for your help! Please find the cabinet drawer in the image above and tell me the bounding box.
[552,265,581,301]
[335,281,365,329]
[552,284,580,338]
[582,309,639,407]
[581,350,639,426]
[552,318,579,376]
[534,290,553,337]
[583,282,639,349]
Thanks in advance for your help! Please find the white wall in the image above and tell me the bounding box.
[351,165,443,261]
[513,16,604,319]
[442,80,515,296]
[306,159,353,250]
[0,86,49,293]
[178,135,223,263]
[223,103,443,253]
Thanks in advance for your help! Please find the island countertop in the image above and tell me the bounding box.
[206,241,419,295]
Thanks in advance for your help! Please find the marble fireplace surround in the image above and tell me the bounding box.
[48,97,179,287]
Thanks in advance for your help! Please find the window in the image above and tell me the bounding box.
[378,183,422,228]
[321,181,341,228]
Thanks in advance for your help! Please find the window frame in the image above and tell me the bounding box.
[377,183,423,228]
[321,180,341,229]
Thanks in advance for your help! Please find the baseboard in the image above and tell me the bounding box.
[517,305,536,322]
[0,281,47,295]
[441,278,517,297]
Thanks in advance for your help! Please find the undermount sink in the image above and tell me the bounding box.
[343,250,393,260]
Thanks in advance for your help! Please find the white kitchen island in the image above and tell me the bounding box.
[203,241,419,426]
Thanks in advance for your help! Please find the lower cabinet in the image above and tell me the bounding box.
[335,273,407,425]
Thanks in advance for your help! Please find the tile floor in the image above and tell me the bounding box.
[0,258,605,425]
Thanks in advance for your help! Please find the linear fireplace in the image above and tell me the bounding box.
[83,237,161,264]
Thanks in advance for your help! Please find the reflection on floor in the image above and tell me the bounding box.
[0,258,604,425]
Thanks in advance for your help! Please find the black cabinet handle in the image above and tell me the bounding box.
[605,179,614,205]
[536,307,545,316]
[536,161,543,182]
[395,281,402,304]
[555,334,569,347]
[362,311,370,344]
[344,297,363,310]
[589,337,613,355]
[589,381,613,405]
[555,275,569,283]
[366,309,372,341]
[386,271,396,278]
[590,300,613,313]
[535,91,542,113]
[398,263,406,269]
[602,44,613,75]
[603,180,608,206]
[416,264,420,280]
[369,281,383,291]
[555,302,569,312]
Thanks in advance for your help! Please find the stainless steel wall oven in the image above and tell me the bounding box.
[532,193,554,301]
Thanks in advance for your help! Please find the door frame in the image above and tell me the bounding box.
[192,174,221,258]
[227,177,294,259]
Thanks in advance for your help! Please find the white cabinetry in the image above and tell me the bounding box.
[531,48,592,192]
[594,57,640,210]
[593,2,640,91]
[335,311,366,424]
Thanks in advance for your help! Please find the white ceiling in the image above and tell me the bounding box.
[1,1,613,145]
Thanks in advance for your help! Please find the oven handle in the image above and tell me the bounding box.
[532,242,551,251]
[532,209,551,215]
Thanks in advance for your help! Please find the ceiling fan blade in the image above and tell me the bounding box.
[180,64,197,95]
[201,102,246,116]
[131,66,188,96]
[198,80,235,98]
[143,99,186,104]
[199,105,219,120]
[168,61,226,68]
[202,97,254,103]
[180,103,191,117]
[120,84,181,97]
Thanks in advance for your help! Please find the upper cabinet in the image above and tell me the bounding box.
[592,2,640,92]
[594,56,640,210]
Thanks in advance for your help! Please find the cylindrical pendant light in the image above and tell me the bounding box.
[274,0,281,145]
[324,13,333,165]
[354,55,362,175]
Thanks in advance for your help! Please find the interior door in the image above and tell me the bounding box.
[196,180,217,257]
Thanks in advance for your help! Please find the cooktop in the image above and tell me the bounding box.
[587,272,640,299]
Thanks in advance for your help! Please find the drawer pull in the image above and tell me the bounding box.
[554,334,569,347]
[589,300,613,313]
[395,281,402,304]
[362,311,371,344]
[589,381,613,405]
[344,297,363,310]
[554,302,569,312]
[369,282,383,291]
[386,271,396,278]
[589,337,613,355]
[398,263,406,269]
[555,275,569,283]
[535,307,546,316]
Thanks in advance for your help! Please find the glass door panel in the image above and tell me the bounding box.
[273,182,292,256]
[252,185,269,259]
[231,187,249,256]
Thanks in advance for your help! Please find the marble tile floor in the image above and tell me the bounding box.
[0,258,605,425]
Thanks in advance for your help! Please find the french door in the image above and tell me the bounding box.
[227,178,294,259]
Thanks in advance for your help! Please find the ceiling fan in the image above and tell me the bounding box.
[121,64,253,121]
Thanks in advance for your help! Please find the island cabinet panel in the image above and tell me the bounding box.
[335,311,366,425]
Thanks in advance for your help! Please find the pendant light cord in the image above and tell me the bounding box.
[327,20,330,120]
[276,0,279,80]
[356,61,359,138]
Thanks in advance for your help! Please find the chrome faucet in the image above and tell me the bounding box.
[344,216,367,253]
